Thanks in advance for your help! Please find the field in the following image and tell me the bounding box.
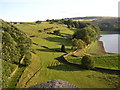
[13,22,119,88]
[100,31,120,34]
[66,54,119,70]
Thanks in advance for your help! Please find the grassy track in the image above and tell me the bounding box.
[16,22,119,88]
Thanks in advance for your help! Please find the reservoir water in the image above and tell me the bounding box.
[99,34,119,54]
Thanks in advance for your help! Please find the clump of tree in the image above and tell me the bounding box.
[63,19,89,29]
[2,20,32,88]
[35,20,41,24]
[2,31,21,64]
[73,24,100,45]
[71,38,86,50]
[2,20,32,64]
[23,52,32,66]
[96,18,120,32]
[81,55,94,69]
[46,19,62,24]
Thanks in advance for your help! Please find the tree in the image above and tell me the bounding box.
[90,24,100,35]
[61,44,65,52]
[81,55,94,70]
[73,25,98,44]
[24,52,32,66]
[73,21,79,28]
[46,19,50,22]
[67,25,71,28]
[72,38,86,49]
[78,22,88,29]
[2,31,21,63]
[2,20,32,64]
[35,20,41,24]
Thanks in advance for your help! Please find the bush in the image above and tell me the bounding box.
[72,38,86,49]
[81,55,94,69]
[35,20,41,24]
[24,52,32,66]
[25,52,32,60]
[53,30,60,35]
[61,44,65,52]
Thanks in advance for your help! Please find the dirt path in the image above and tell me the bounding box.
[8,55,25,80]
[72,45,90,56]
[8,66,18,80]
[20,55,25,64]
[64,41,107,58]
[64,45,91,58]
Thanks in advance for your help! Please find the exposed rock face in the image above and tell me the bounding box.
[29,79,80,88]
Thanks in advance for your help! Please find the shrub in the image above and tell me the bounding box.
[24,52,32,66]
[38,30,42,32]
[81,55,94,69]
[61,44,65,52]
[25,52,32,60]
[35,20,41,24]
[53,30,60,35]
[72,38,86,49]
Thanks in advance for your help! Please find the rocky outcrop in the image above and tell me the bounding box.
[29,79,80,88]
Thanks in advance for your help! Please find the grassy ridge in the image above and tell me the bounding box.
[15,22,119,88]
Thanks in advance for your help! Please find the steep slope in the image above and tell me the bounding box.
[2,20,32,88]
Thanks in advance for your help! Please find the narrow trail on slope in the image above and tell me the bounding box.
[64,44,91,58]
[24,67,42,88]
[8,55,25,80]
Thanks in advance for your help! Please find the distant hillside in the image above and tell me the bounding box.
[91,17,120,32]
[65,16,117,20]
[64,16,119,32]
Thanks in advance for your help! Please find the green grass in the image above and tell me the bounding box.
[87,41,99,54]
[66,54,119,70]
[93,54,119,69]
[15,22,119,88]
[86,40,106,55]
[16,22,68,36]
[66,55,82,64]
[8,66,25,88]
[100,31,120,34]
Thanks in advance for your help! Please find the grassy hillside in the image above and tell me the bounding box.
[2,60,17,87]
[15,22,119,88]
[66,54,119,70]
[2,20,32,88]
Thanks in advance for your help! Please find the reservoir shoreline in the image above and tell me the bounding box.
[99,34,119,54]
